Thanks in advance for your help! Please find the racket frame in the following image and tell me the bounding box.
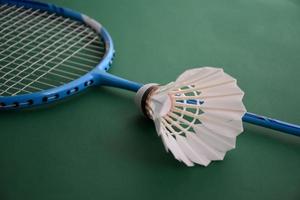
[0,0,116,109]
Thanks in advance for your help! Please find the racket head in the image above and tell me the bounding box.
[0,0,114,109]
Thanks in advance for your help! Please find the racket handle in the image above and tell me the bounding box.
[243,112,300,137]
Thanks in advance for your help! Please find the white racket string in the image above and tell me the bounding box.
[1,42,102,64]
[0,5,105,96]
[0,4,8,9]
[0,79,42,94]
[0,9,48,34]
[0,12,57,45]
[0,6,27,24]
[0,17,74,60]
[0,53,93,74]
[9,35,99,95]
[0,68,59,88]
[0,28,92,94]
[0,9,40,33]
[0,14,101,48]
[1,29,97,95]
[0,24,82,84]
[0,65,66,91]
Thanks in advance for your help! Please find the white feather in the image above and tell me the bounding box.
[146,67,246,166]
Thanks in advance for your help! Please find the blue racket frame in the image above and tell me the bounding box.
[0,0,299,137]
[0,0,142,109]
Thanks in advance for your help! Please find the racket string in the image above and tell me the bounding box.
[0,6,28,23]
[0,33,99,79]
[0,12,58,44]
[0,8,41,32]
[0,76,43,94]
[0,53,94,74]
[1,58,79,81]
[0,16,97,43]
[10,36,100,95]
[0,68,60,88]
[1,30,98,95]
[0,17,72,56]
[1,41,103,62]
[0,4,8,10]
[0,8,100,53]
[0,33,103,54]
[0,40,103,92]
[0,43,103,70]
[0,22,87,77]
[0,4,105,96]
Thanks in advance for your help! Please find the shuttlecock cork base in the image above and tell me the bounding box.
[135,83,159,118]
[135,67,247,167]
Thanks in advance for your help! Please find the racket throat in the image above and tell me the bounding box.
[94,70,143,92]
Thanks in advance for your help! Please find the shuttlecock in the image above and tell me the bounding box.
[135,67,246,167]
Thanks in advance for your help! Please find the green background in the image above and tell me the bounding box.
[1,0,300,199]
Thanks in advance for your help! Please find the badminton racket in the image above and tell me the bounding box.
[0,0,299,141]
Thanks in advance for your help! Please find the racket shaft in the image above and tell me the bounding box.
[96,73,300,137]
[95,71,142,92]
[243,112,300,136]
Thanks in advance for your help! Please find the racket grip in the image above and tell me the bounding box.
[243,112,300,137]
